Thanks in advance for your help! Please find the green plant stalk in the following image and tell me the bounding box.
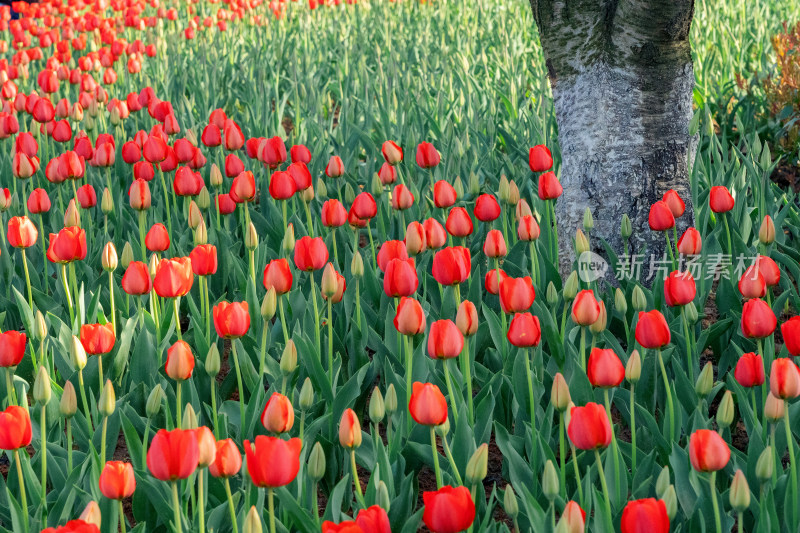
[441,434,464,486]
[159,169,173,237]
[331,227,339,268]
[176,381,182,429]
[580,327,586,371]
[79,370,93,430]
[142,419,151,466]
[173,297,182,342]
[495,258,507,358]
[442,359,459,426]
[259,323,269,380]
[461,337,474,425]
[630,384,637,474]
[682,308,694,383]
[119,500,127,533]
[560,301,570,341]
[197,469,206,533]
[737,510,743,533]
[657,349,675,441]
[268,487,277,533]
[571,443,584,508]
[785,407,798,528]
[558,413,566,497]
[525,348,536,435]
[405,335,413,431]
[40,405,47,514]
[594,449,614,532]
[367,221,377,271]
[327,299,334,389]
[723,212,733,261]
[665,232,677,272]
[304,200,315,238]
[430,427,443,489]
[709,471,721,533]
[5,368,15,406]
[109,271,116,336]
[101,414,108,467]
[210,378,219,440]
[66,418,73,471]
[14,449,28,533]
[309,274,321,355]
[231,341,246,430]
[355,278,362,331]
[529,241,538,288]
[278,295,290,344]
[224,478,238,533]
[603,389,621,503]
[204,277,212,343]
[350,448,365,508]
[21,249,33,310]
[98,355,104,393]
[549,200,559,260]
[248,249,256,288]
[171,480,182,533]
[214,185,222,231]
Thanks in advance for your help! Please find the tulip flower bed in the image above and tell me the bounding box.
[1,0,800,532]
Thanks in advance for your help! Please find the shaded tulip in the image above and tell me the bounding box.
[415,142,440,168]
[734,353,765,388]
[325,155,345,177]
[755,255,780,287]
[456,300,479,337]
[382,140,403,165]
[432,246,471,286]
[339,408,362,448]
[391,184,414,210]
[621,498,670,533]
[165,340,195,381]
[738,265,766,299]
[244,436,302,488]
[0,406,32,450]
[321,199,347,227]
[294,236,329,271]
[571,290,601,326]
[47,227,87,263]
[356,505,391,533]
[662,189,685,218]
[121,262,152,295]
[537,171,562,200]
[427,320,464,359]
[688,429,730,472]
[635,310,671,349]
[484,268,508,295]
[7,216,38,248]
[145,223,170,252]
[263,258,293,294]
[230,171,256,203]
[0,331,26,367]
[507,313,541,348]
[377,240,408,272]
[483,229,507,258]
[27,188,51,214]
[153,257,194,298]
[445,207,473,237]
[587,348,625,388]
[213,301,250,339]
[648,200,675,231]
[741,298,776,339]
[394,297,426,336]
[261,392,294,433]
[409,382,448,426]
[664,270,696,307]
[209,439,242,478]
[80,323,116,355]
[424,218,448,249]
[99,461,136,500]
[677,227,702,255]
[709,185,735,213]
[528,145,553,172]
[383,258,419,298]
[499,276,535,314]
[146,428,199,481]
[770,358,800,399]
[474,194,501,222]
[517,215,540,241]
[422,485,475,533]
[269,170,296,200]
[433,180,457,208]
[782,317,800,356]
[190,244,218,276]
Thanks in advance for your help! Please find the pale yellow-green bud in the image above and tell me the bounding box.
[102,242,118,272]
[146,384,165,418]
[316,178,328,199]
[685,301,698,323]
[764,393,785,422]
[245,222,258,251]
[615,288,627,315]
[299,377,314,410]
[205,344,221,377]
[79,501,101,528]
[182,403,198,430]
[194,220,208,246]
[468,172,480,196]
[626,350,642,384]
[243,506,262,533]
[60,381,78,418]
[466,443,489,485]
[589,301,607,334]
[621,214,632,239]
[631,285,647,311]
[65,199,81,228]
[210,164,223,188]
[542,459,559,501]
[369,387,385,423]
[261,288,277,321]
[662,485,677,520]
[563,272,579,300]
[120,242,134,269]
[729,469,750,512]
[546,282,558,306]
[507,180,520,206]
[716,390,735,428]
[148,255,159,279]
[583,208,594,233]
[185,129,198,146]
[280,340,297,375]
[376,480,391,512]
[503,485,519,519]
[282,223,295,255]
[574,229,589,255]
[655,466,671,498]
[435,418,450,437]
[34,311,47,341]
[756,446,774,481]
[321,263,339,298]
[307,441,326,481]
[188,201,203,230]
[551,372,571,412]
[759,215,775,245]
[371,173,383,197]
[497,175,509,203]
[33,365,51,405]
[385,383,398,415]
[101,187,113,215]
[197,187,211,210]
[71,336,87,370]
[695,362,714,397]
[351,250,364,279]
[98,380,116,417]
[344,183,355,205]
[302,184,315,203]
[453,176,464,200]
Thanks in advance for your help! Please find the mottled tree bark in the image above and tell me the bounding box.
[529,0,696,280]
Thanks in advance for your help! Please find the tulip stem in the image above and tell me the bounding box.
[14,449,28,533]
[40,404,47,515]
[461,337,474,425]
[231,341,246,431]
[367,221,377,271]
[304,200,315,238]
[78,369,93,430]
[66,418,73,471]
[441,434,464,486]
[430,427,443,489]
[682,308,694,382]
[223,478,238,533]
[657,349,675,441]
[101,414,108,467]
[709,471,722,533]
[630,384,637,474]
[109,271,116,336]
[603,389,621,503]
[327,299,334,389]
[118,500,127,533]
[549,200,559,261]
[278,295,290,345]
[350,449,365,508]
[259,322,269,381]
[204,278,211,343]
[39,214,48,294]
[176,381,182,429]
[723,212,733,260]
[268,487,277,533]
[171,480,182,533]
[197,469,206,533]
[173,297,182,342]
[159,169,173,238]
[785,407,798,527]
[405,335,413,431]
[558,413,566,496]
[571,443,584,508]
[443,359,459,426]
[665,232,677,272]
[21,248,33,310]
[309,274,321,356]
[525,347,536,435]
[4,368,15,407]
[594,449,614,532]
[98,355,104,393]
[579,327,586,371]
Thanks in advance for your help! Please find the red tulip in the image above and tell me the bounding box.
[99,461,136,500]
[27,188,51,214]
[260,136,287,169]
[507,312,541,348]
[153,257,194,298]
[662,189,685,218]
[567,402,612,450]
[409,382,448,426]
[7,216,38,248]
[537,171,562,200]
[517,215,540,241]
[244,436,302,488]
[230,171,256,203]
[201,124,222,147]
[356,505,391,533]
[383,258,419,298]
[528,145,553,172]
[621,498,670,533]
[351,192,377,221]
[321,199,347,228]
[165,340,195,381]
[378,162,397,185]
[405,221,427,255]
[445,207,473,237]
[734,352,765,388]
[209,439,242,478]
[143,135,167,163]
[456,300,479,337]
[325,155,345,177]
[263,258,293,294]
[80,323,116,355]
[391,184,414,210]
[223,120,245,151]
[755,255,780,286]
[377,240,408,272]
[122,262,152,295]
[648,200,675,231]
[677,227,702,255]
[415,142,440,168]
[261,392,294,433]
[484,268,508,295]
[499,276,535,314]
[428,320,464,359]
[688,429,730,472]
[664,270,696,307]
[741,298,776,339]
[394,297,426,336]
[217,194,237,215]
[190,245,218,276]
[782,317,800,356]
[41,520,100,533]
[290,144,312,164]
[432,246,471,286]
[173,167,203,197]
[571,290,601,326]
[287,162,312,191]
[0,331,26,367]
[146,428,199,481]
[0,406,32,450]
[483,229,507,258]
[321,266,346,303]
[322,522,363,533]
[294,236,329,272]
[213,301,250,339]
[635,310,671,349]
[133,161,155,182]
[474,194,501,222]
[433,180,457,208]
[381,140,403,165]
[587,348,625,388]
[770,358,800,399]
[47,227,87,264]
[129,179,151,210]
[224,153,245,178]
[738,264,766,299]
[422,485,475,533]
[269,170,296,200]
[145,223,170,252]
[424,218,447,249]
[339,408,362,448]
[709,185,734,213]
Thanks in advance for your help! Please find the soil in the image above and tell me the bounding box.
[772,163,800,193]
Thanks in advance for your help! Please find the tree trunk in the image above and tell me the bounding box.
[529,0,696,281]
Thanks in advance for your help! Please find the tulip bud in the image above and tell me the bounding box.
[729,469,750,512]
[759,215,775,245]
[301,185,315,203]
[80,501,101,527]
[625,350,641,384]
[280,340,297,375]
[369,387,385,422]
[685,301,698,323]
[563,272,579,300]
[716,390,735,428]
[102,242,118,272]
[551,372,571,412]
[205,345,221,377]
[503,485,519,519]
[185,130,198,146]
[307,441,327,481]
[574,229,589,255]
[34,366,51,405]
[148,255,159,278]
[656,466,671,498]
[371,173,383,197]
[210,164,223,187]
[120,242,134,269]
[243,506,262,533]
[385,383,398,416]
[435,418,450,437]
[542,459,559,501]
[245,222,258,251]
[631,285,647,311]
[621,214,632,238]
[299,377,314,410]
[546,282,558,306]
[34,311,47,341]
[344,184,355,204]
[614,288,627,315]
[98,380,116,417]
[589,301,607,334]
[662,485,678,520]
[60,381,78,418]
[197,187,211,210]
[497,175,509,203]
[65,199,81,227]
[188,201,203,230]
[321,263,338,298]
[316,178,328,198]
[376,480,391,512]
[71,336,87,370]
[261,288,277,321]
[507,181,520,206]
[146,384,164,417]
[101,187,113,214]
[764,393,785,422]
[468,172,480,196]
[453,176,465,200]
[756,446,774,481]
[282,223,295,254]
[466,443,489,485]
[351,250,364,279]
[695,362,714,396]
[182,403,198,429]
[194,220,208,246]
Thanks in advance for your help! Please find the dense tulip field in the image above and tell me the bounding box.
[0,0,799,532]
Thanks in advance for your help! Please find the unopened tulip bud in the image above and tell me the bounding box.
[717,390,735,428]
[102,242,118,272]
[351,250,364,279]
[466,443,489,485]
[282,223,295,254]
[656,466,671,498]
[71,336,87,370]
[376,480,391,512]
[197,187,211,210]
[631,285,647,311]
[764,393,785,422]
[507,181,520,206]
[626,350,641,384]
[308,441,326,481]
[210,164,223,187]
[70,103,84,122]
[65,199,81,227]
[85,114,96,131]
[34,366,51,405]
[574,229,589,255]
[188,201,203,230]
[80,501,101,527]
[316,178,328,198]
[280,340,297,375]
[245,222,258,251]
[243,506,262,533]
[589,301,607,334]
[662,485,678,520]
[583,208,594,232]
[503,485,519,519]
[371,173,383,197]
[695,362,714,396]
[148,255,159,278]
[497,175,509,203]
[517,200,533,220]
[261,288,277,321]
[299,377,314,410]
[101,187,113,214]
[61,381,78,418]
[757,446,774,481]
[301,184,315,203]
[621,214,632,239]
[321,263,338,298]
[34,311,47,341]
[194,220,208,245]
[98,380,116,416]
[563,272,579,300]
[542,459,559,501]
[369,387,385,422]
[120,242,134,268]
[146,384,164,417]
[435,418,450,437]
[685,301,698,323]
[614,288,627,315]
[344,183,355,204]
[385,383,398,415]
[551,373,571,412]
[453,176,465,200]
[182,403,198,430]
[469,172,480,196]
[729,469,750,512]
[205,345,221,377]
[759,215,775,245]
